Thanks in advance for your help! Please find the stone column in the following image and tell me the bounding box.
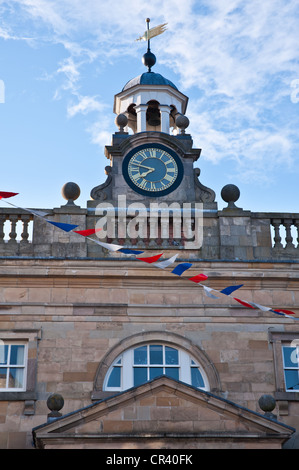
[135,104,147,133]
[159,105,171,134]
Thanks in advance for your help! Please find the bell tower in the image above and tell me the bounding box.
[89,20,216,254]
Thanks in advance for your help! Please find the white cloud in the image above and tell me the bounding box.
[1,0,299,184]
[67,95,108,117]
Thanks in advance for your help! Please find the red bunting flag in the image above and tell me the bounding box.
[136,253,164,263]
[74,228,102,236]
[188,274,208,283]
[233,298,255,309]
[273,309,295,316]
[0,192,19,199]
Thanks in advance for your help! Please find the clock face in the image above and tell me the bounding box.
[122,144,184,197]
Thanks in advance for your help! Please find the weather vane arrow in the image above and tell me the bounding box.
[135,18,167,43]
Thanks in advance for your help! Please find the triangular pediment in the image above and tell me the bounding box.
[33,376,295,449]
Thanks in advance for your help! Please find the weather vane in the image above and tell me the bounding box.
[135,18,168,51]
[135,18,168,72]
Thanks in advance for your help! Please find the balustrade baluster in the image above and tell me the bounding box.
[271,219,283,249]
[283,219,294,249]
[20,214,31,243]
[0,215,6,242]
[8,214,18,243]
[295,219,299,249]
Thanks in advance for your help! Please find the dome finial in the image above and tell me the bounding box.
[143,18,156,72]
[136,19,168,72]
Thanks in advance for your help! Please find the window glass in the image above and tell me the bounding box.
[0,368,6,388]
[191,367,205,388]
[165,367,179,380]
[284,370,299,391]
[134,346,147,365]
[165,347,178,365]
[8,368,24,389]
[283,347,298,368]
[149,367,163,381]
[107,367,121,388]
[134,367,147,386]
[105,343,209,392]
[0,345,8,365]
[10,345,25,366]
[149,345,163,364]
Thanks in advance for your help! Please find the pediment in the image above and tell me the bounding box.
[33,376,295,449]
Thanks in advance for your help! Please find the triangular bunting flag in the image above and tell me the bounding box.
[154,254,178,269]
[270,309,286,316]
[171,263,192,276]
[272,309,295,316]
[91,239,124,252]
[0,191,19,199]
[220,285,244,295]
[47,221,79,232]
[234,298,255,309]
[117,248,145,255]
[203,286,219,299]
[28,209,49,218]
[136,253,164,263]
[248,302,272,312]
[74,228,102,236]
[188,274,209,283]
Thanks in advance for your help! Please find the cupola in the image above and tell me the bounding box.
[113,21,189,135]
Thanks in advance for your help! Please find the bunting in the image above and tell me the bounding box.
[203,286,219,299]
[136,253,164,263]
[154,254,178,269]
[171,263,192,276]
[233,298,255,309]
[0,192,19,199]
[188,273,209,283]
[221,285,244,295]
[74,228,102,236]
[47,221,79,232]
[1,191,297,320]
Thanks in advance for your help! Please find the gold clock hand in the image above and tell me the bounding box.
[132,163,155,171]
[140,168,155,177]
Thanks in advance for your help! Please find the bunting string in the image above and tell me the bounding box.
[0,191,297,320]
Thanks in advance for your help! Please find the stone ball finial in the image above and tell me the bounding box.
[258,394,277,420]
[221,184,240,209]
[258,394,276,413]
[47,393,64,419]
[115,113,128,132]
[142,51,156,71]
[61,182,80,206]
[175,114,189,134]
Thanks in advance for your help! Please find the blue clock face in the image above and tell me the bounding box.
[123,144,184,197]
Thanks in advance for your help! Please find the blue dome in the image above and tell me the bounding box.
[122,72,178,91]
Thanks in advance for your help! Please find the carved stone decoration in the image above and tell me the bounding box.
[194,168,216,202]
[90,166,113,201]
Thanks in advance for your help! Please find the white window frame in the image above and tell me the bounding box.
[0,341,28,392]
[104,343,209,392]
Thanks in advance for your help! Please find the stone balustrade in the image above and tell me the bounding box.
[0,208,33,243]
[271,216,299,251]
[0,205,298,260]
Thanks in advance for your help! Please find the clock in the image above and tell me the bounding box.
[122,143,184,197]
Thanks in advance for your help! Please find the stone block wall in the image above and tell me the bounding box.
[0,258,298,448]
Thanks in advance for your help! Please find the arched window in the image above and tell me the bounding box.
[103,343,209,392]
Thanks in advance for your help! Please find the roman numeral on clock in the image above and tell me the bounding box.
[163,174,174,182]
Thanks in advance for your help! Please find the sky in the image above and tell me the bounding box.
[0,0,298,214]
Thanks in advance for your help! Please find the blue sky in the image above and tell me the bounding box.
[0,0,298,213]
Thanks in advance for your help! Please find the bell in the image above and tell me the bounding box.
[147,108,161,127]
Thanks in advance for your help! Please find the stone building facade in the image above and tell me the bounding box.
[0,47,298,450]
